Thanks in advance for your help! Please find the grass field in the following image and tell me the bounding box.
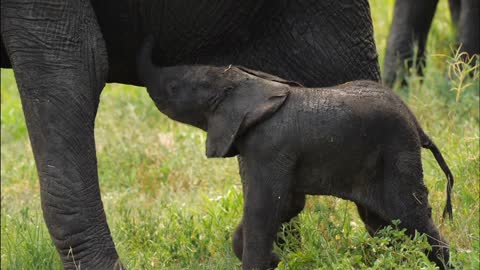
[1,1,479,269]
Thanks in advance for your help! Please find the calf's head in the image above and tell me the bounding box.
[137,40,295,157]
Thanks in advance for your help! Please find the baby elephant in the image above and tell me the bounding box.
[137,41,453,270]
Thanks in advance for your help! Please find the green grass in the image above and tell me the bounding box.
[1,1,479,269]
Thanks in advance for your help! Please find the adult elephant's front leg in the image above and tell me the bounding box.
[2,1,121,269]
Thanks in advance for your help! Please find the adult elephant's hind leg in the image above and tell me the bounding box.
[383,0,439,87]
[458,0,480,58]
[2,1,121,269]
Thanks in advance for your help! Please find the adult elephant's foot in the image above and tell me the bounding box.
[62,254,122,270]
[2,0,121,268]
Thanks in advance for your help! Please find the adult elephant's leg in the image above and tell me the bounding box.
[448,0,461,27]
[458,0,479,58]
[1,1,121,269]
[448,0,479,63]
[383,0,439,87]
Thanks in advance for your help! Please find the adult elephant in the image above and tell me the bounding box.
[383,0,479,86]
[1,0,380,269]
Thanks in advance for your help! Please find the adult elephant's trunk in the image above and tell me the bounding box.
[1,0,121,269]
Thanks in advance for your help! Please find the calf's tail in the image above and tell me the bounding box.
[420,133,454,220]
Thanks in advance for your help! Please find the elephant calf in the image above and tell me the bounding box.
[137,41,454,270]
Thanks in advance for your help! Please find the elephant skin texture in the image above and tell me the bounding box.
[138,40,454,270]
[1,1,381,268]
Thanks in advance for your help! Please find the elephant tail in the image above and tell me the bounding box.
[420,132,454,220]
[136,36,157,86]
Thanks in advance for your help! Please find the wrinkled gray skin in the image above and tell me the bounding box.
[1,1,380,268]
[384,0,479,86]
[138,42,454,270]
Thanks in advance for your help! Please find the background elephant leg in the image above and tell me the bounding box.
[383,0,439,87]
[1,1,120,269]
[355,203,390,236]
[448,0,461,27]
[458,0,479,59]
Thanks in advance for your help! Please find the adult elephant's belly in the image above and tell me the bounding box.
[91,0,380,87]
[92,0,268,84]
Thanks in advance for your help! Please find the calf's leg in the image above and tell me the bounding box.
[356,203,391,236]
[378,148,450,269]
[233,157,305,267]
[236,155,295,270]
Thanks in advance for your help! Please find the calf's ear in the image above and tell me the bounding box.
[206,86,289,158]
[235,66,304,87]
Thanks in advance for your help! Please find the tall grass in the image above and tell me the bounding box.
[1,1,479,269]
